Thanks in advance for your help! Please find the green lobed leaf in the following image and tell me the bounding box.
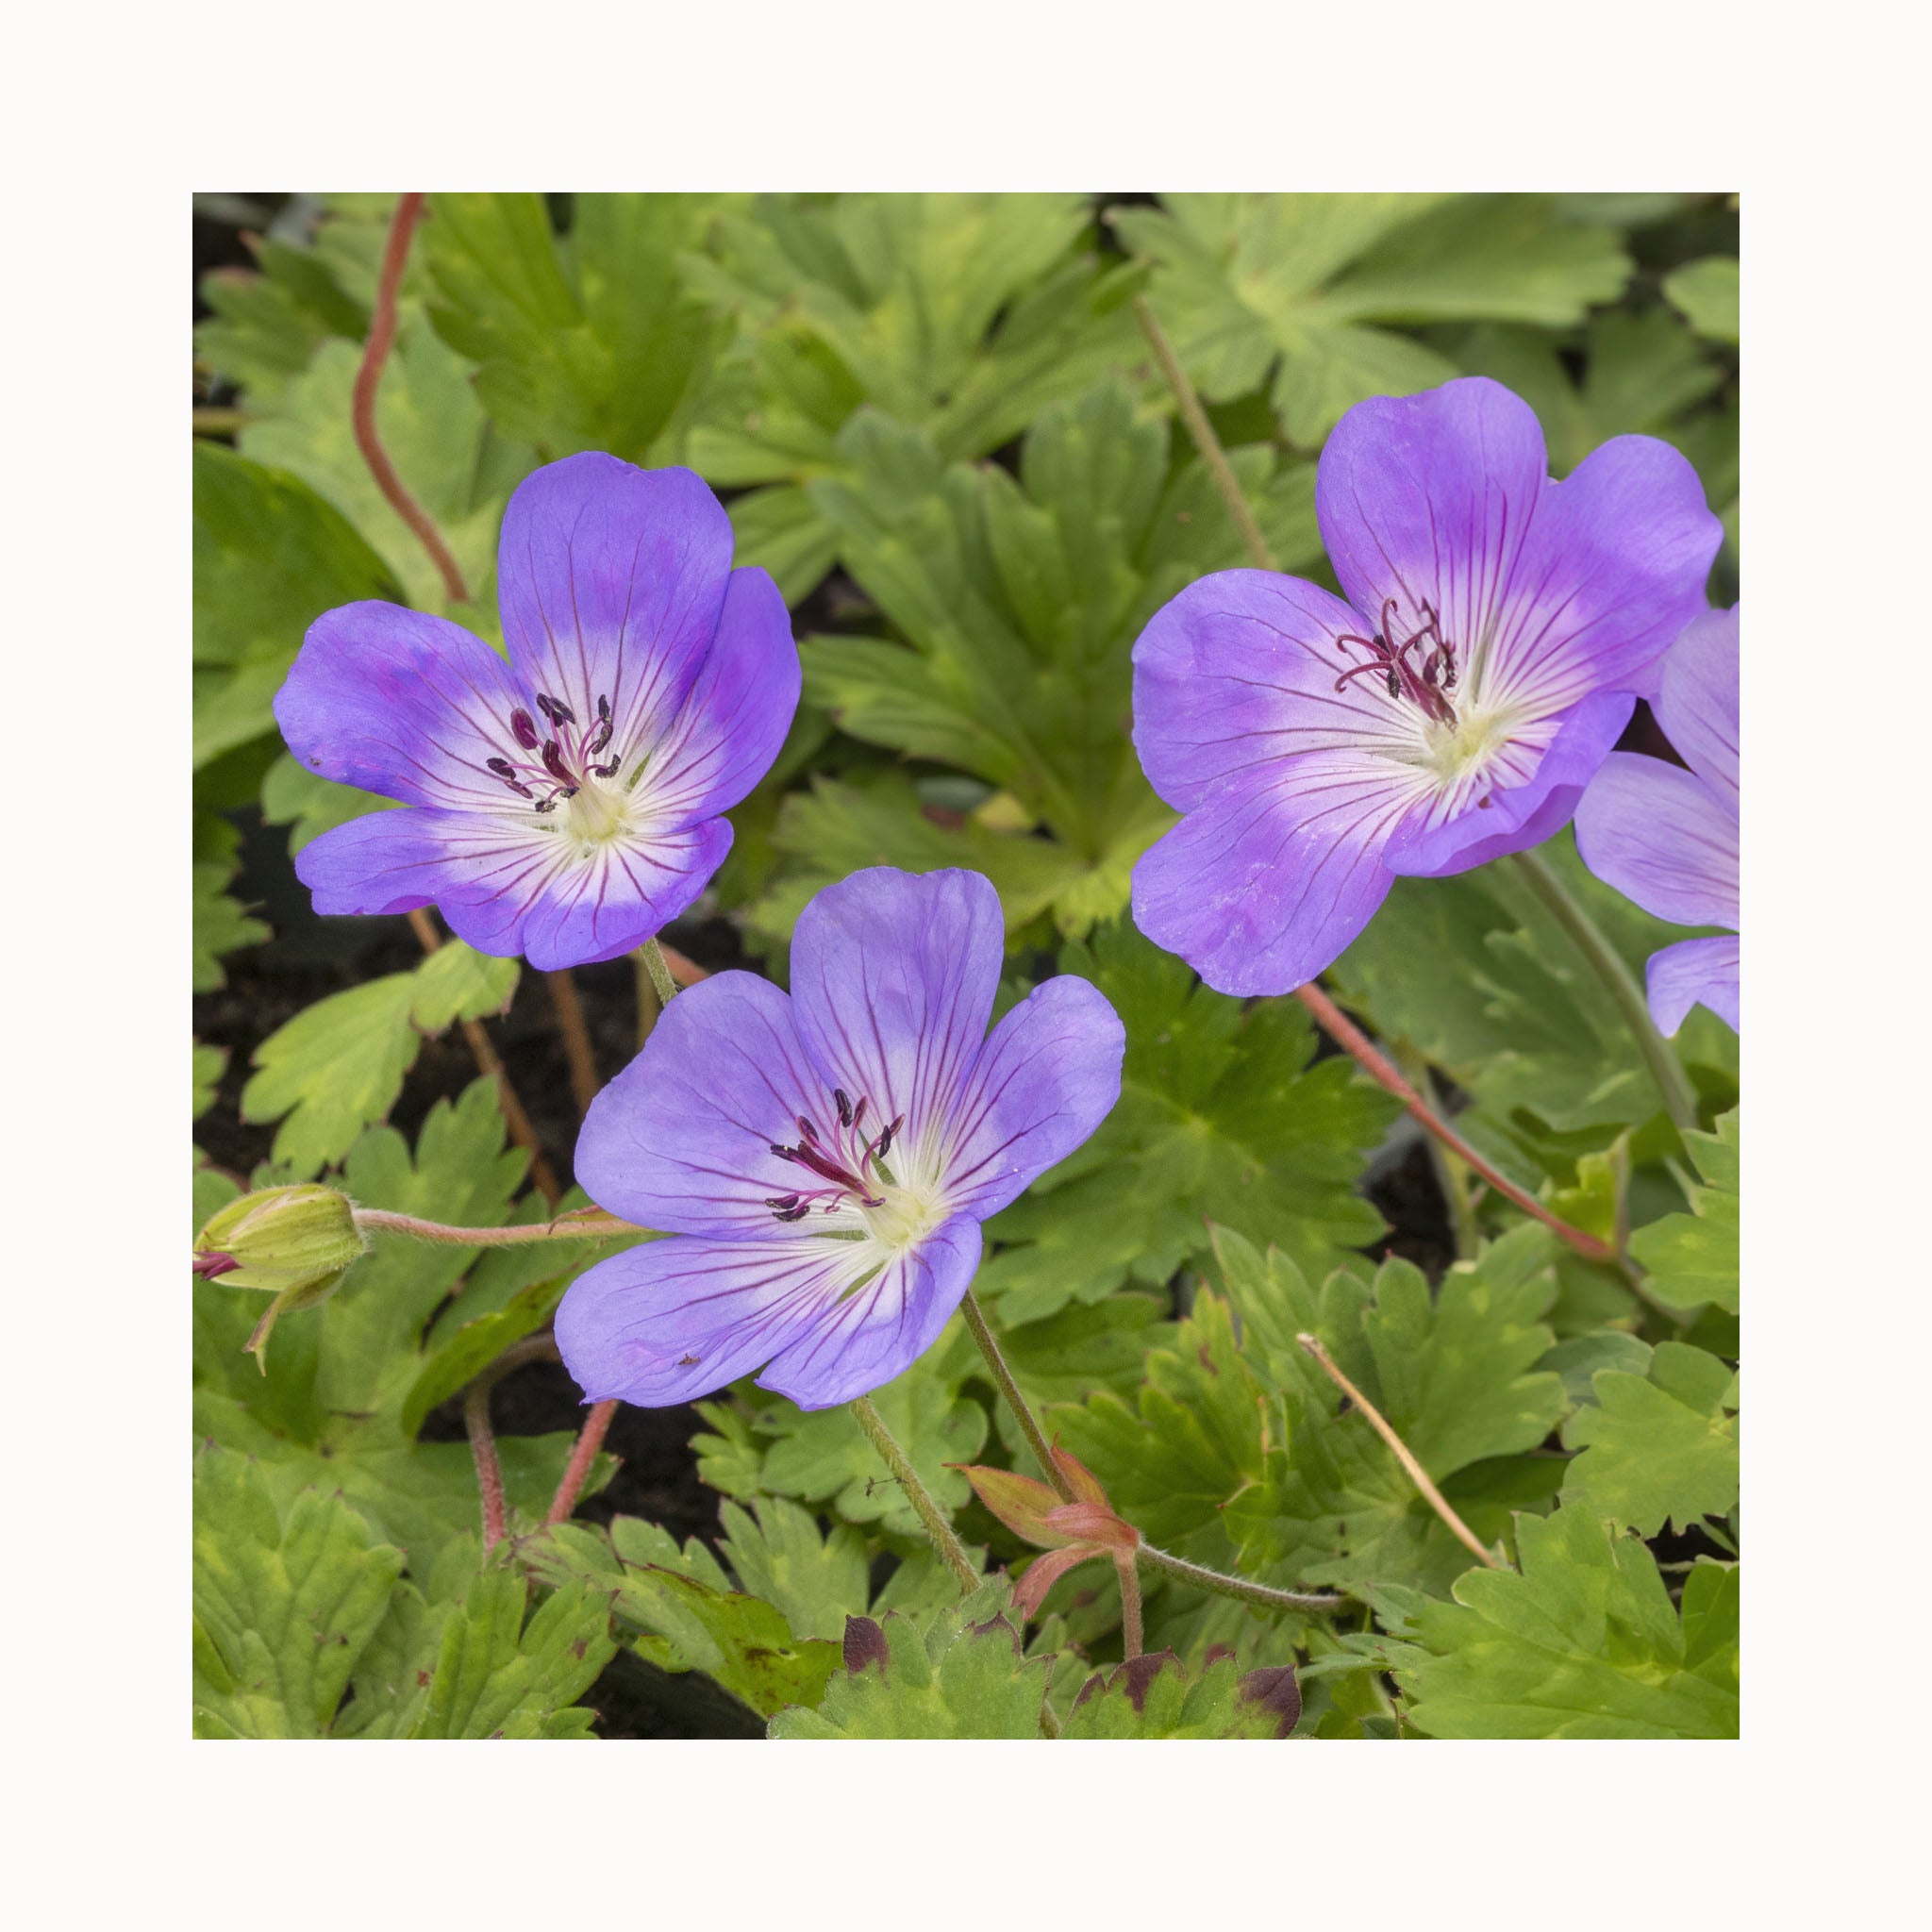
[522,1519,840,1719]
[1060,1650,1303,1739]
[424,192,728,463]
[1628,1110,1740,1311]
[1218,1224,1571,1596]
[1559,1342,1739,1537]
[1391,1507,1739,1739]
[192,813,269,992]
[769,1580,1048,1739]
[1113,192,1630,442]
[192,443,398,770]
[1663,257,1740,344]
[192,1444,405,1739]
[976,920,1398,1321]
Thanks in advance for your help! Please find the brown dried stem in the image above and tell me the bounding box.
[1295,1333,1499,1571]
[545,969,601,1116]
[352,192,472,606]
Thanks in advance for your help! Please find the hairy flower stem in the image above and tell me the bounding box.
[546,1399,619,1524]
[461,1333,561,1548]
[353,192,472,606]
[1135,1542,1349,1614]
[960,1291,1077,1501]
[639,936,680,1007]
[1135,296,1277,574]
[1115,1553,1145,1659]
[405,908,560,1204]
[353,1206,641,1244]
[849,1395,980,1594]
[632,935,681,1048]
[1295,980,1618,1264]
[1510,848,1701,1133]
[1295,1333,1499,1571]
[544,970,601,1117]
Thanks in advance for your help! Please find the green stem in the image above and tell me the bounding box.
[1134,295,1277,573]
[1115,1553,1144,1659]
[1136,1542,1348,1614]
[959,1291,1076,1501]
[353,1207,643,1245]
[849,1395,980,1594]
[640,937,679,1007]
[1510,848,1700,1131]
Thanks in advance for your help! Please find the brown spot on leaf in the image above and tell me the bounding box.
[967,1615,1024,1657]
[415,1670,432,1688]
[1110,1649,1182,1713]
[1204,1643,1237,1668]
[842,1616,890,1675]
[1236,1664,1303,1738]
[571,1639,588,1660]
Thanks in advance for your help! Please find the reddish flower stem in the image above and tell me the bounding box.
[546,1399,620,1524]
[406,908,560,1206]
[465,1378,509,1549]
[1294,981,1616,1264]
[545,969,601,1117]
[352,192,472,606]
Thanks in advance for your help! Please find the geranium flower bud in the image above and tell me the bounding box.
[191,1185,368,1371]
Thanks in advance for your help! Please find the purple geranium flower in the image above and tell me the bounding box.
[1129,377,1722,995]
[1574,606,1740,1035]
[555,868,1124,1411]
[274,454,799,970]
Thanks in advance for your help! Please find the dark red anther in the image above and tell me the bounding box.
[486,756,516,776]
[774,1204,810,1223]
[541,741,573,785]
[597,694,611,722]
[769,1143,797,1161]
[796,1115,820,1143]
[537,692,576,729]
[764,1194,801,1210]
[509,708,541,750]
[590,759,620,778]
[835,1089,854,1126]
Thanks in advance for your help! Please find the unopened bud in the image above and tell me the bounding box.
[191,1186,367,1372]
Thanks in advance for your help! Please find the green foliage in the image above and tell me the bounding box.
[1060,1652,1302,1739]
[1390,1509,1740,1739]
[522,1518,840,1719]
[1561,1342,1739,1536]
[192,442,398,770]
[1114,193,1630,442]
[1664,257,1740,344]
[1629,1110,1740,1311]
[693,1318,988,1539]
[192,1445,404,1739]
[769,1581,1049,1739]
[424,192,727,463]
[259,750,396,856]
[239,314,536,613]
[238,945,521,1176]
[192,813,268,991]
[1218,1224,1570,1596]
[977,920,1397,1320]
[749,383,1319,941]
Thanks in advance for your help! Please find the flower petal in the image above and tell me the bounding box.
[1573,750,1739,928]
[1656,605,1740,809]
[554,1232,868,1407]
[1317,376,1719,718]
[575,969,848,1241]
[1383,691,1635,878]
[635,565,801,825]
[941,977,1124,1217]
[788,869,1005,1179]
[1131,568,1405,813]
[274,602,533,809]
[1647,934,1740,1036]
[756,1213,983,1409]
[1319,376,1548,666]
[496,454,735,767]
[498,817,734,970]
[1130,755,1420,995]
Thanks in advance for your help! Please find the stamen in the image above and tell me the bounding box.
[796,1115,820,1143]
[536,692,576,729]
[835,1089,853,1126]
[509,708,541,750]
[541,741,574,786]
